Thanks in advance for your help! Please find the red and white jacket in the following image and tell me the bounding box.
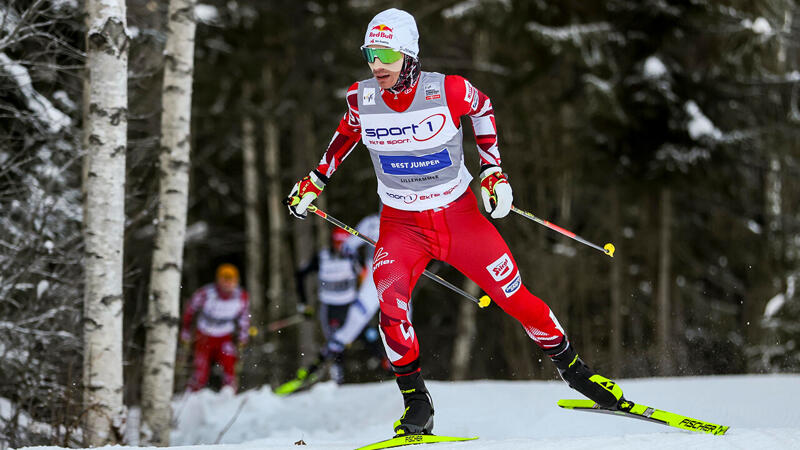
[315,73,500,210]
[181,283,250,343]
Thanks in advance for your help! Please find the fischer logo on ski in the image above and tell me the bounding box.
[557,398,730,436]
[354,434,478,450]
[678,418,723,433]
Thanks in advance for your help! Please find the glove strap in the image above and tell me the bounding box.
[479,164,501,179]
[310,169,329,188]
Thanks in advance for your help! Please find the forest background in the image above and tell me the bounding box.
[1,0,799,447]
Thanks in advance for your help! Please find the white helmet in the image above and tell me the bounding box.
[363,8,419,59]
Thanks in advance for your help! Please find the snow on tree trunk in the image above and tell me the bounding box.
[83,0,128,445]
[140,0,196,445]
[242,91,264,326]
[656,187,674,375]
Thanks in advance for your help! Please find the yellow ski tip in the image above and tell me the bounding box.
[604,243,615,258]
[274,379,302,396]
[478,295,491,308]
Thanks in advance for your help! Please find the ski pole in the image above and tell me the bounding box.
[284,198,491,308]
[265,313,306,332]
[510,205,616,258]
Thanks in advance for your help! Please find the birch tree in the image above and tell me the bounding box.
[242,84,264,325]
[83,0,128,445]
[656,187,673,375]
[264,115,284,323]
[140,0,197,445]
[263,67,285,383]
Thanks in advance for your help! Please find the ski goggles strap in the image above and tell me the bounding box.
[361,47,403,64]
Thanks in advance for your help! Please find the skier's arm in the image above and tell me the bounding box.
[287,83,362,218]
[180,288,206,342]
[315,82,363,179]
[294,253,320,308]
[445,75,512,218]
[444,75,501,167]
[237,290,251,345]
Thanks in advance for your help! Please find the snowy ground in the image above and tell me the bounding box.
[20,374,800,449]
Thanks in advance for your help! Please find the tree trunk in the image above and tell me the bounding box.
[83,0,128,445]
[450,279,480,380]
[609,186,624,377]
[141,0,196,445]
[656,187,673,375]
[292,111,318,366]
[264,116,284,323]
[242,84,264,327]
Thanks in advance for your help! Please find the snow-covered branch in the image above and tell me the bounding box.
[525,21,614,44]
[0,53,71,133]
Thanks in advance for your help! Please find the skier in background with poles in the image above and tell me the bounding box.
[287,8,624,437]
[277,215,387,394]
[293,228,361,387]
[180,263,250,392]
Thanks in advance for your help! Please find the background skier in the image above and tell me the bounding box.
[278,227,364,392]
[180,263,250,392]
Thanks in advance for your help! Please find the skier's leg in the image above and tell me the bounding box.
[373,211,435,435]
[442,194,623,408]
[441,195,565,348]
[318,302,332,340]
[331,264,379,347]
[298,303,332,380]
[373,235,428,369]
[188,333,212,391]
[219,337,238,391]
[324,304,349,384]
[330,270,388,372]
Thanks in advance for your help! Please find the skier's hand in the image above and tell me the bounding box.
[287,170,327,219]
[322,339,345,360]
[297,303,315,318]
[480,165,513,219]
[180,329,192,344]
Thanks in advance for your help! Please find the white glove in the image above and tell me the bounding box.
[479,165,513,219]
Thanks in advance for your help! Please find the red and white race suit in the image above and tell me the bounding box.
[314,72,566,370]
[181,283,250,390]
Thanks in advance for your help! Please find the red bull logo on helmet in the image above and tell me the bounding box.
[369,24,394,40]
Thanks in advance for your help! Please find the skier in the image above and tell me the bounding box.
[336,212,389,371]
[180,263,250,392]
[287,227,365,388]
[287,8,624,436]
[278,213,387,396]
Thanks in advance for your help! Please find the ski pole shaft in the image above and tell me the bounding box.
[265,313,306,332]
[510,205,616,258]
[284,198,491,308]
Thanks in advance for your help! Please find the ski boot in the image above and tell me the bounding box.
[322,339,345,385]
[546,338,624,409]
[328,359,345,385]
[393,371,434,436]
